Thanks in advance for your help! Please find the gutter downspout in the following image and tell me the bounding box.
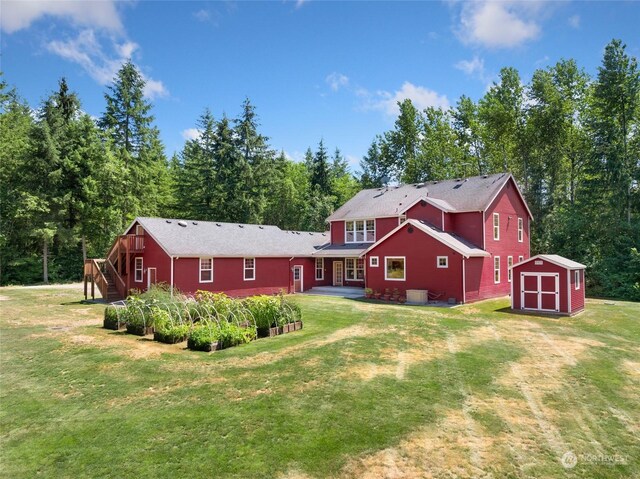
[462,257,466,304]
[288,257,294,294]
[170,256,174,297]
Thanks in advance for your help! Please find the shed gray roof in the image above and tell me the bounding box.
[133,217,329,257]
[327,173,523,221]
[515,254,586,270]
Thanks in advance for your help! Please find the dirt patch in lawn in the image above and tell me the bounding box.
[340,325,500,382]
[219,324,379,368]
[341,407,499,479]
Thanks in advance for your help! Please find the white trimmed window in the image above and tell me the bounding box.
[494,256,500,284]
[345,257,365,281]
[315,258,324,280]
[575,270,580,290]
[370,256,379,267]
[493,213,500,240]
[134,257,143,282]
[244,258,255,281]
[345,220,375,243]
[399,215,407,225]
[507,256,513,282]
[199,258,213,283]
[437,256,448,268]
[518,255,524,263]
[518,217,523,242]
[385,257,406,281]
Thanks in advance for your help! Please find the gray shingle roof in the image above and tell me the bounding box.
[516,254,586,269]
[327,173,517,221]
[134,217,328,257]
[312,243,369,257]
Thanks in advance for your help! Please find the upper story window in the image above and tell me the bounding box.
[200,258,213,283]
[518,217,523,242]
[345,220,375,243]
[370,256,379,267]
[134,257,143,282]
[244,258,255,281]
[315,258,324,280]
[493,213,500,241]
[507,256,513,282]
[437,256,448,268]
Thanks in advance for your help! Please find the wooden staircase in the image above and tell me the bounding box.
[84,233,145,302]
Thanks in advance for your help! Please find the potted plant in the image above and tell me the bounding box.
[373,291,382,300]
[391,288,400,301]
[382,288,392,301]
[398,296,407,304]
[364,287,374,299]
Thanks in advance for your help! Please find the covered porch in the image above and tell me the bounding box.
[312,243,368,289]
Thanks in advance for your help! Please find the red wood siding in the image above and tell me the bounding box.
[330,220,345,244]
[365,224,464,302]
[173,257,293,297]
[478,178,531,300]
[511,260,569,313]
[375,217,400,241]
[131,227,171,290]
[570,269,585,313]
[450,212,483,248]
[405,201,443,228]
[463,257,484,303]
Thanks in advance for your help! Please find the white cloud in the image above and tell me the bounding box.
[1,0,123,33]
[455,56,485,76]
[457,1,541,48]
[46,30,168,99]
[194,9,211,22]
[182,128,202,141]
[295,0,307,9]
[362,82,450,116]
[568,14,580,29]
[326,72,349,92]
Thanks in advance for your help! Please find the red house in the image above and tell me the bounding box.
[511,254,586,315]
[84,173,533,304]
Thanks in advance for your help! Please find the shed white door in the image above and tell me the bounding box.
[521,273,559,312]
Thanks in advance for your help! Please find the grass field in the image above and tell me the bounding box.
[1,285,638,478]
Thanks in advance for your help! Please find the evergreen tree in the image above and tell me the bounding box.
[310,139,331,193]
[99,60,169,223]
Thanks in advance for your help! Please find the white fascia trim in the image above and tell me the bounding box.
[513,254,586,270]
[362,219,490,259]
[484,174,534,220]
[399,196,456,215]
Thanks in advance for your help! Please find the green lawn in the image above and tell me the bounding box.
[1,285,638,478]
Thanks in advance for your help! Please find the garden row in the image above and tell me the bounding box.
[103,287,302,352]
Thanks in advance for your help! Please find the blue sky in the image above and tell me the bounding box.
[2,1,639,171]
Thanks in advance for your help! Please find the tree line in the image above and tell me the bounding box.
[360,39,639,300]
[0,61,357,285]
[1,39,638,299]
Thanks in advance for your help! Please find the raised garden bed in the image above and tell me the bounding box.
[187,337,223,352]
[154,330,188,344]
[126,324,154,336]
[103,317,126,330]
